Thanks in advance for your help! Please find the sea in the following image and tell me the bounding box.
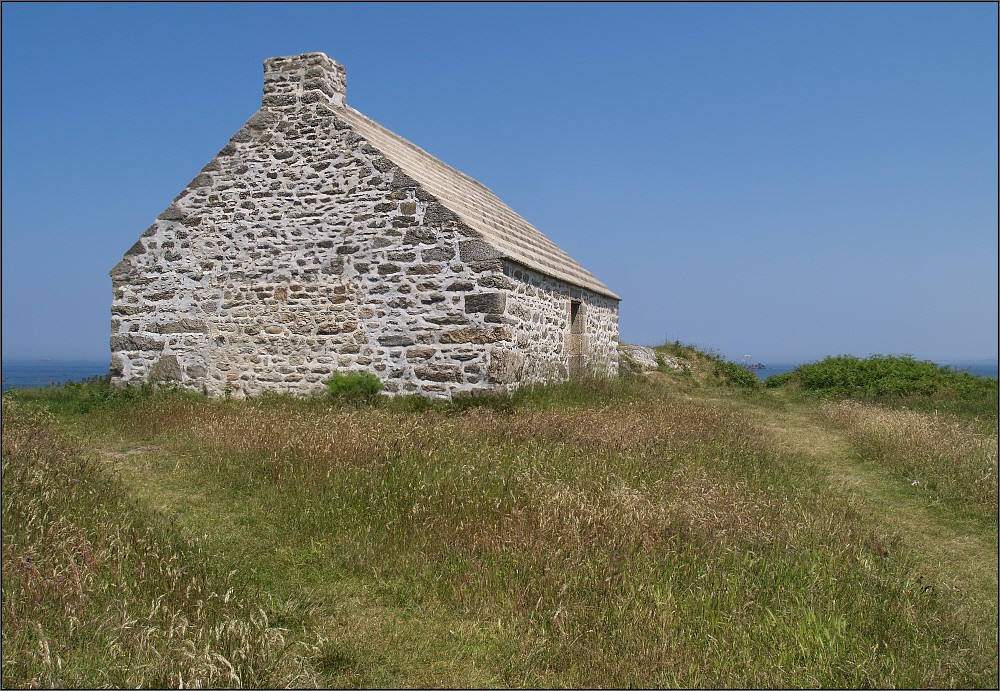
[2,358,997,393]
[2,360,111,393]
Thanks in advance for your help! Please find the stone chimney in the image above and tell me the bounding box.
[262,52,346,109]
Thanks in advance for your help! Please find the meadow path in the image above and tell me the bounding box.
[719,391,998,654]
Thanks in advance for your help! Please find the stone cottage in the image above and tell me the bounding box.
[109,52,620,399]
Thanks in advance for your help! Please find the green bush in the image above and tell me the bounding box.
[780,354,997,403]
[766,355,998,420]
[713,360,762,389]
[324,370,383,400]
[763,371,795,388]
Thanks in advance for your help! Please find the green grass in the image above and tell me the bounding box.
[1,398,322,688]
[3,369,997,688]
[323,370,384,400]
[655,339,723,362]
[653,340,764,390]
[819,399,998,513]
[765,354,998,414]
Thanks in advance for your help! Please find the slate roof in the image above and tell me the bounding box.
[335,91,620,300]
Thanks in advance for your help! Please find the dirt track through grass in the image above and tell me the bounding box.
[75,387,998,686]
[719,390,998,655]
[95,441,510,688]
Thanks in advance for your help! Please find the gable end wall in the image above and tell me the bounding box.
[109,56,619,400]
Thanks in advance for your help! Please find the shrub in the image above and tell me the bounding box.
[763,371,795,388]
[777,354,998,403]
[713,360,762,390]
[324,370,383,400]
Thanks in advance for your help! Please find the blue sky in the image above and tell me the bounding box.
[2,2,997,364]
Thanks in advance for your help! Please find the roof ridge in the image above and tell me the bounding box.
[336,104,620,300]
[342,106,498,197]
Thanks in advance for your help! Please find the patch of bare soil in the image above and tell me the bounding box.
[98,445,161,459]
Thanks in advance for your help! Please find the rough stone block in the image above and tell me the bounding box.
[262,93,297,107]
[187,173,213,189]
[149,354,183,382]
[186,363,208,378]
[378,334,415,347]
[110,334,165,352]
[415,364,461,382]
[464,293,506,314]
[390,171,419,189]
[618,344,660,373]
[459,239,503,263]
[151,318,208,334]
[422,203,459,226]
[470,260,504,273]
[487,347,525,384]
[422,246,455,262]
[439,328,510,344]
[407,264,442,275]
[403,228,437,245]
[157,205,186,221]
[477,275,514,290]
[406,347,436,361]
[425,314,469,325]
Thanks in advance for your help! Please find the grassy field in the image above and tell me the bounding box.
[3,351,997,687]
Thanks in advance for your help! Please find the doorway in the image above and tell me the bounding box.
[569,300,586,377]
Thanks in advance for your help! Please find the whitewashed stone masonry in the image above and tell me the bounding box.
[110,53,620,399]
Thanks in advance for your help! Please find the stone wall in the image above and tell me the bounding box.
[110,53,619,399]
[500,261,619,383]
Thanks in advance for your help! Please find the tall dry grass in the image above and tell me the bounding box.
[1,398,322,688]
[90,385,992,687]
[820,399,999,509]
